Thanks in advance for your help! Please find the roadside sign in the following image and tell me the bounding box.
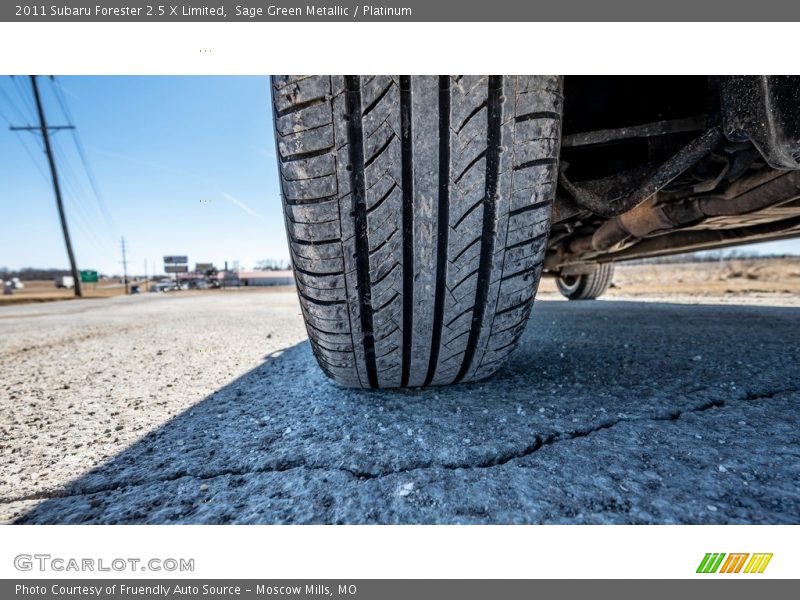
[165,265,189,273]
[195,263,213,272]
[80,270,99,283]
[163,255,188,265]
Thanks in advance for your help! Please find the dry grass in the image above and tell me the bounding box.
[0,280,128,304]
[0,281,298,305]
[4,258,799,306]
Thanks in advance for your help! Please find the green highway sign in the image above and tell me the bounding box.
[80,270,99,283]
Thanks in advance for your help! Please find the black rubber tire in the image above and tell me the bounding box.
[556,264,615,300]
[272,75,563,388]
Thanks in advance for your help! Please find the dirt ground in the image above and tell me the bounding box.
[539,258,800,304]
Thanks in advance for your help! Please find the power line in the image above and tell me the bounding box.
[0,105,12,127]
[56,159,119,258]
[8,76,120,278]
[12,129,51,185]
[13,76,83,297]
[49,134,121,260]
[10,75,37,122]
[50,76,120,236]
[0,79,30,125]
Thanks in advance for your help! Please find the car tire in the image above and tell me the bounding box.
[272,75,562,388]
[556,264,615,300]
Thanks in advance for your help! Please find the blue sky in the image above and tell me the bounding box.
[0,76,286,276]
[0,75,798,276]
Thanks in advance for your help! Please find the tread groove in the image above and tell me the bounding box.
[400,75,414,387]
[500,261,543,281]
[513,157,558,171]
[451,197,485,230]
[374,291,400,312]
[455,76,503,384]
[492,318,528,336]
[496,297,529,316]
[376,325,400,342]
[369,227,399,256]
[445,304,473,328]
[298,290,347,306]
[280,147,333,163]
[451,236,482,263]
[454,149,487,184]
[305,320,349,337]
[292,265,342,278]
[508,200,551,218]
[367,182,398,214]
[284,194,338,207]
[291,237,341,246]
[424,75,451,387]
[373,262,400,286]
[515,110,562,123]
[450,266,480,292]
[345,75,379,388]
[506,231,548,250]
[362,82,394,117]
[455,99,487,133]
[364,133,396,168]
[275,96,327,118]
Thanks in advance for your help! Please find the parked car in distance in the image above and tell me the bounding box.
[54,276,73,289]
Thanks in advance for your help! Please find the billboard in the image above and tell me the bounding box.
[164,265,189,273]
[195,263,214,272]
[163,255,188,265]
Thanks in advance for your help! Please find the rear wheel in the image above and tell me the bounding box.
[273,75,563,388]
[556,264,615,300]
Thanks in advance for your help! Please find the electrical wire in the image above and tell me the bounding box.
[12,130,51,185]
[0,105,12,127]
[50,76,121,236]
[50,134,119,258]
[0,78,31,125]
[5,75,120,272]
[9,75,37,122]
[1,77,50,183]
[60,169,119,260]
[51,132,119,255]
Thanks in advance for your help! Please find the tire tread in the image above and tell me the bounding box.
[273,75,562,388]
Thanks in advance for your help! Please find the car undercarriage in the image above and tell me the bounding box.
[546,76,800,280]
[273,75,800,388]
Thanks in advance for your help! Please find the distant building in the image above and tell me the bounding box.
[221,269,294,287]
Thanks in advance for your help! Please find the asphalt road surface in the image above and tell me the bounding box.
[1,290,798,524]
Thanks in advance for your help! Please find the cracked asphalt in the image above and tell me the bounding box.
[1,290,799,524]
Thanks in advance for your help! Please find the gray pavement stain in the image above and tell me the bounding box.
[1,295,799,523]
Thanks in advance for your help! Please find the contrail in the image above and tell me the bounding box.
[222,192,265,221]
[92,148,198,179]
[93,147,269,221]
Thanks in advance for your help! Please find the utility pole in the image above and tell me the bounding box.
[11,76,81,296]
[121,237,129,295]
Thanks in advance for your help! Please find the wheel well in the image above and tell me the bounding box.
[548,76,800,272]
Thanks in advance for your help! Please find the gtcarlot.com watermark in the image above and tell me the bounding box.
[14,554,195,572]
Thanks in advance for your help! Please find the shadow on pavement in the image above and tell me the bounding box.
[15,300,800,524]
